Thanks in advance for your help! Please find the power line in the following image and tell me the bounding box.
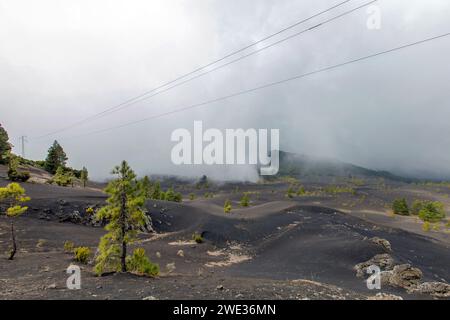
[35,0,356,139]
[90,0,377,118]
[19,136,27,158]
[61,32,450,141]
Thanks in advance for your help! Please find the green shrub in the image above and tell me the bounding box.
[240,193,250,207]
[51,167,73,187]
[224,200,232,213]
[422,221,431,232]
[126,248,159,276]
[164,188,175,201]
[86,207,95,215]
[296,186,306,196]
[64,241,75,253]
[189,193,196,200]
[174,192,182,202]
[192,233,204,244]
[286,186,295,198]
[392,198,410,216]
[411,200,425,215]
[74,247,91,264]
[418,201,445,222]
[8,169,30,182]
[6,154,30,182]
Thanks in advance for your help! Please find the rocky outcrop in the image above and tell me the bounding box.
[387,264,423,289]
[354,254,450,299]
[410,282,450,298]
[367,293,403,300]
[369,237,392,252]
[354,254,395,278]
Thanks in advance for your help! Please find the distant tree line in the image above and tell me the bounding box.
[0,124,89,187]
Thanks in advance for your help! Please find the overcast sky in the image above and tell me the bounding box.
[1,0,449,181]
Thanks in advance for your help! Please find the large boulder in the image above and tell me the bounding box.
[389,264,422,289]
[369,237,392,252]
[354,254,395,278]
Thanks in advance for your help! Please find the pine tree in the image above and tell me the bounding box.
[151,181,162,200]
[94,161,150,275]
[0,123,12,164]
[139,175,152,198]
[392,198,409,216]
[52,166,72,186]
[44,140,68,174]
[80,167,89,188]
[0,183,30,260]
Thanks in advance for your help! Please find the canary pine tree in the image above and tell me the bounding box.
[139,175,152,198]
[0,123,11,164]
[44,140,68,174]
[0,183,30,260]
[94,161,151,275]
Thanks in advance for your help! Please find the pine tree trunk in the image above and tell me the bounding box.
[8,221,16,260]
[120,189,127,272]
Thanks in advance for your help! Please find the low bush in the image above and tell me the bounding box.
[392,198,410,216]
[296,186,306,196]
[240,193,250,207]
[286,186,295,198]
[204,192,214,199]
[192,233,204,244]
[411,200,425,215]
[224,200,232,213]
[64,241,75,253]
[8,169,30,182]
[74,247,91,264]
[126,248,159,276]
[418,201,446,222]
[51,167,73,187]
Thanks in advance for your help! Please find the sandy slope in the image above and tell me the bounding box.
[0,176,449,300]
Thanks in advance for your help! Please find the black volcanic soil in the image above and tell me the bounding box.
[0,176,449,300]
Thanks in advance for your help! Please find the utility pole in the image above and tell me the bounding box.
[19,136,27,158]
